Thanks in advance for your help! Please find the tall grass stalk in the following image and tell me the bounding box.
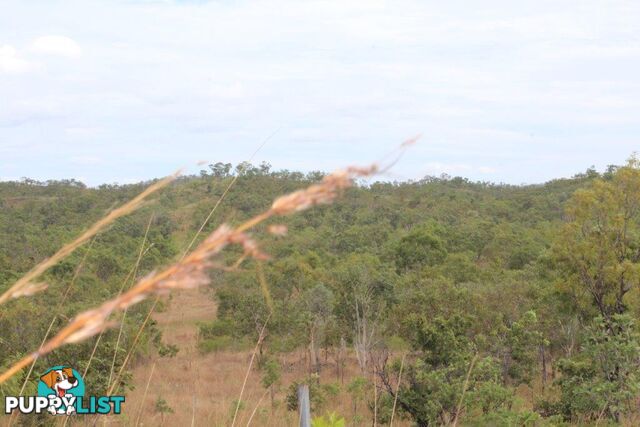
[245,388,270,426]
[135,362,157,427]
[231,314,271,427]
[389,353,406,427]
[451,353,478,427]
[108,214,155,389]
[180,129,274,259]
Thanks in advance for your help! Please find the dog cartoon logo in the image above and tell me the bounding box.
[5,365,123,416]
[37,366,85,415]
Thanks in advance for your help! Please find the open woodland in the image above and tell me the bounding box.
[2,158,640,426]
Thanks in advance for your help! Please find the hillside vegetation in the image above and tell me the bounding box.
[2,159,640,426]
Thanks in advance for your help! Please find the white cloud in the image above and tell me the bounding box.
[1,0,640,184]
[0,44,34,74]
[65,127,103,137]
[478,166,497,174]
[31,35,82,58]
[69,155,102,165]
[205,81,247,99]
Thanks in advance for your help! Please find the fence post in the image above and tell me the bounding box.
[298,384,311,427]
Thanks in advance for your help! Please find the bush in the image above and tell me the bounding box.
[158,343,179,358]
[322,382,341,398]
[550,315,640,423]
[384,335,410,352]
[384,314,515,426]
[198,319,236,339]
[198,336,246,353]
[468,409,541,426]
[286,376,326,412]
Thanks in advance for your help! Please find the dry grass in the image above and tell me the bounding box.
[125,351,407,426]
[231,312,270,427]
[0,164,377,387]
[98,289,412,427]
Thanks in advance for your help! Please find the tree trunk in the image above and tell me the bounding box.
[540,344,547,391]
[309,328,319,375]
[270,385,275,409]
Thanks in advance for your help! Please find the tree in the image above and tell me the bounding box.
[394,225,447,272]
[549,157,640,422]
[553,314,640,422]
[346,376,368,421]
[553,156,640,323]
[304,284,334,375]
[154,397,174,426]
[208,162,232,177]
[379,315,513,426]
[501,310,544,386]
[332,254,393,373]
[261,357,282,408]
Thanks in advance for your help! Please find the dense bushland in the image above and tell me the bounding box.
[2,159,640,425]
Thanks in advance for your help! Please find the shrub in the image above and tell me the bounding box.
[550,315,640,423]
[286,376,326,412]
[198,336,233,353]
[198,319,236,339]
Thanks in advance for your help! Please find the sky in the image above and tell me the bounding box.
[1,0,639,185]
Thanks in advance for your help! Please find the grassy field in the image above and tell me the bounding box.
[96,288,409,427]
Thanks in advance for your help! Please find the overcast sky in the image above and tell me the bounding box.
[1,0,639,185]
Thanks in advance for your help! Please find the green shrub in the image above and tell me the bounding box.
[198,319,236,339]
[468,409,541,426]
[322,382,341,398]
[546,315,640,423]
[384,335,409,351]
[286,376,326,412]
[198,335,251,353]
[158,343,179,358]
[198,336,233,353]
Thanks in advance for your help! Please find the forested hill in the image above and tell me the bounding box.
[1,161,637,425]
[0,166,584,292]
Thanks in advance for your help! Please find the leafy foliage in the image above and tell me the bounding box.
[552,314,640,422]
[312,412,346,427]
[3,158,640,424]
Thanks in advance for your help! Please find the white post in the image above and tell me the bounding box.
[298,384,311,427]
